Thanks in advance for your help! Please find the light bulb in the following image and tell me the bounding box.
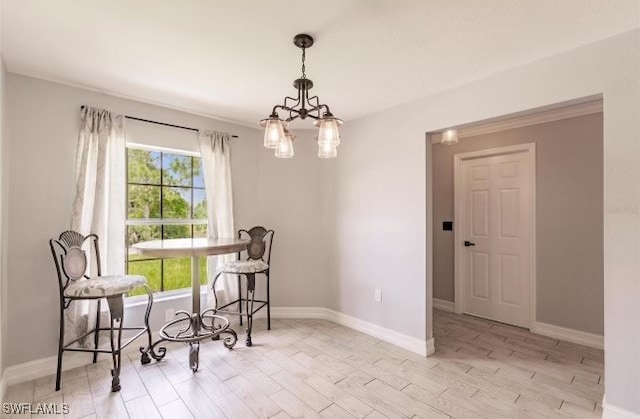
[441,129,459,145]
[314,113,343,147]
[318,142,337,159]
[261,116,287,149]
[275,131,294,158]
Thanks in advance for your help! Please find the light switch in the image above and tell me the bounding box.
[374,288,382,302]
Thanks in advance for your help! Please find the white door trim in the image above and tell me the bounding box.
[430,99,602,143]
[453,143,537,328]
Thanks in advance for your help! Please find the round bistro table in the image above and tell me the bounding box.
[133,237,249,371]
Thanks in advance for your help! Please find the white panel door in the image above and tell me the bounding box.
[461,150,532,327]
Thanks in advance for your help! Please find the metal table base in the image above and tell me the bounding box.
[139,256,238,371]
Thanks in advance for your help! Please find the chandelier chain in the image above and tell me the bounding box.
[301,46,306,79]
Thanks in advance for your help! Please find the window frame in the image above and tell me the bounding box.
[125,143,208,295]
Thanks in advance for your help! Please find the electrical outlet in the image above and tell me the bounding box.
[374,288,382,302]
[165,308,175,322]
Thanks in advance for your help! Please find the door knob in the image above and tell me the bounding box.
[464,241,476,247]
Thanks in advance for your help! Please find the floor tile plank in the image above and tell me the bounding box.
[173,379,225,419]
[320,403,357,419]
[92,392,128,419]
[138,366,179,407]
[157,399,193,419]
[271,371,332,412]
[225,374,282,418]
[125,395,161,419]
[304,374,374,418]
[269,388,322,419]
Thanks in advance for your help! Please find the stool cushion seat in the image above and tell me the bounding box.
[220,260,269,274]
[64,275,147,298]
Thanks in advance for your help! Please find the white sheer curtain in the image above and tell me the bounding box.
[68,106,126,344]
[198,130,236,307]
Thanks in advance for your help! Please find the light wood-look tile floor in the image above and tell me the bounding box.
[2,309,604,418]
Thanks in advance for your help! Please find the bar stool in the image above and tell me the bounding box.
[49,230,158,392]
[212,226,274,346]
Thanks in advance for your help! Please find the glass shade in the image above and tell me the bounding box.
[275,131,295,158]
[441,129,459,145]
[315,115,343,147]
[318,141,337,159]
[261,117,287,149]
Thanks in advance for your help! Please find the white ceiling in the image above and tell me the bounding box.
[2,0,638,126]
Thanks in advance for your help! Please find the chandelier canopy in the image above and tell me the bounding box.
[260,34,343,159]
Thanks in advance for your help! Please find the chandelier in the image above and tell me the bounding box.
[260,34,343,159]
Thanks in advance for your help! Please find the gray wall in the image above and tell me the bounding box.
[433,113,604,335]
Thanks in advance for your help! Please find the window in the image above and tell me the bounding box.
[126,146,207,296]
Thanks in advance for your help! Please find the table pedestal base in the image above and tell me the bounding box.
[139,309,237,372]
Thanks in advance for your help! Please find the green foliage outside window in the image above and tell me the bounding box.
[126,148,208,296]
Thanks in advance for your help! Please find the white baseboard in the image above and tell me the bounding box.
[269,306,328,319]
[603,397,640,419]
[3,306,430,388]
[269,307,429,356]
[531,321,604,350]
[433,298,455,313]
[4,352,93,388]
[321,309,429,356]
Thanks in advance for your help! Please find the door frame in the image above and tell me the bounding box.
[453,142,537,328]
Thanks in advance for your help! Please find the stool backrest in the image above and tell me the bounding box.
[50,231,101,294]
[238,226,274,264]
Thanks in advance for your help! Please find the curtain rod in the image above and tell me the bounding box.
[80,106,239,138]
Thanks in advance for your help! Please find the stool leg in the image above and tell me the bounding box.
[245,274,256,347]
[211,272,223,341]
[55,299,65,391]
[238,274,243,326]
[212,272,223,313]
[266,271,271,331]
[93,299,101,364]
[140,285,154,364]
[107,296,124,392]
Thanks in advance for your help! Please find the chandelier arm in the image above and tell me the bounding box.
[271,105,283,116]
[272,104,300,116]
[283,86,302,109]
[286,114,300,123]
[277,106,302,117]
[306,95,319,107]
[306,95,321,117]
[284,97,300,121]
[307,103,330,115]
[283,96,300,109]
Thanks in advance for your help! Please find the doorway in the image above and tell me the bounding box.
[453,143,535,328]
[428,99,604,350]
